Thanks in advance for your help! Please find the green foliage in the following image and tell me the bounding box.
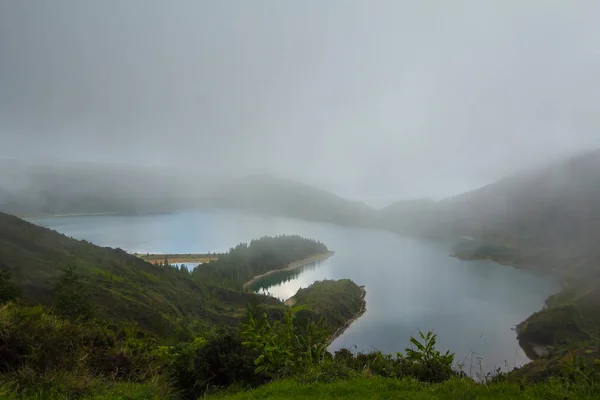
[290,279,364,332]
[559,351,600,384]
[0,212,284,339]
[328,331,456,383]
[402,330,455,382]
[241,307,329,379]
[0,377,175,400]
[0,303,166,398]
[206,375,600,400]
[53,265,94,320]
[296,360,358,385]
[192,235,328,288]
[0,266,19,304]
[166,329,264,400]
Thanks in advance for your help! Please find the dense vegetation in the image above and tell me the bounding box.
[287,279,365,335]
[215,376,600,400]
[192,235,328,289]
[0,212,374,398]
[0,212,290,340]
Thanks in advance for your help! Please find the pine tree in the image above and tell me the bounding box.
[53,264,94,320]
[0,266,19,303]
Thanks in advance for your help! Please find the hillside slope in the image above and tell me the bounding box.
[197,175,377,227]
[0,211,284,339]
[0,160,377,227]
[382,149,600,272]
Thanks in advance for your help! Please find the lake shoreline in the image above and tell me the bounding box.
[243,251,335,289]
[451,250,561,364]
[22,212,118,220]
[326,286,367,346]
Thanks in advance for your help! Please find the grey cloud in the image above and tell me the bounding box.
[1,1,600,206]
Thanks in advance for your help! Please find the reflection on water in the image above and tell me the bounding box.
[34,210,560,374]
[250,262,323,299]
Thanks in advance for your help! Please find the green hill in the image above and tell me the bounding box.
[288,279,365,337]
[0,212,272,340]
[0,212,335,340]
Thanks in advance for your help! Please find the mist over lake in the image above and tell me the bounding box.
[34,210,558,373]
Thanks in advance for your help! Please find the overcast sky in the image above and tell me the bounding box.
[1,1,600,206]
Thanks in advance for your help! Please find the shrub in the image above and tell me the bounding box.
[0,303,163,396]
[331,331,456,383]
[401,330,455,382]
[0,267,19,304]
[240,306,329,379]
[53,265,94,321]
[166,329,264,400]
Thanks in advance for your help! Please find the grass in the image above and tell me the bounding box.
[213,376,600,400]
[0,379,176,400]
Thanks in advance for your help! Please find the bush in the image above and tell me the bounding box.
[0,267,19,304]
[240,306,329,379]
[297,360,358,384]
[0,303,163,396]
[166,329,265,400]
[402,330,455,382]
[332,331,456,383]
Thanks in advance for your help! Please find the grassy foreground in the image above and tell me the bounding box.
[214,376,598,400]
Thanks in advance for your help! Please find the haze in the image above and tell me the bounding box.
[1,1,600,207]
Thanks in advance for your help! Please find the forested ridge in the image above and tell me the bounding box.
[192,235,328,289]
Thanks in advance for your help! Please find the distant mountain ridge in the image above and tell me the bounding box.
[199,174,377,227]
[381,148,600,271]
[0,159,378,227]
[3,150,600,257]
[379,149,600,369]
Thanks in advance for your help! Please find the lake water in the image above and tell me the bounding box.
[32,210,558,374]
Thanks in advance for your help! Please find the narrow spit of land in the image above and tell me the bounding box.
[243,251,335,289]
[137,253,220,264]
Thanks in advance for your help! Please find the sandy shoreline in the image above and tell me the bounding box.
[138,254,219,264]
[243,251,335,289]
[145,257,218,264]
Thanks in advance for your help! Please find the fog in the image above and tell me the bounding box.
[2,1,600,206]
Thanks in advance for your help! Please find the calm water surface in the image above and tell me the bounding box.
[33,210,558,373]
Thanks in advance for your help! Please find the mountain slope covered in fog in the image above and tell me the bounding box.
[382,149,600,272]
[0,159,377,226]
[382,149,600,373]
[199,174,377,226]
